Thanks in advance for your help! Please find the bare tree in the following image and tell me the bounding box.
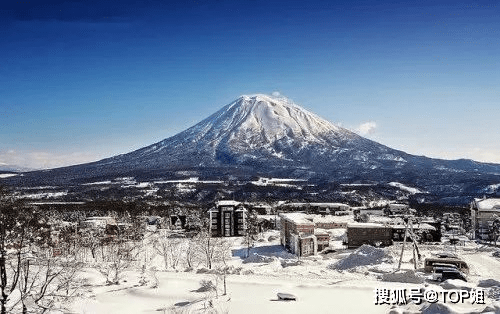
[244,210,259,258]
[12,252,83,314]
[0,187,83,314]
[0,188,15,314]
[153,235,183,270]
[193,231,231,270]
[79,228,105,261]
[184,237,202,270]
[491,215,500,246]
[96,240,138,285]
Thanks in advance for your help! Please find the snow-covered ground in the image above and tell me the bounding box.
[0,173,18,178]
[62,230,500,314]
[388,182,423,194]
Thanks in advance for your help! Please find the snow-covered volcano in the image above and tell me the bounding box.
[102,94,396,171]
[7,94,500,196]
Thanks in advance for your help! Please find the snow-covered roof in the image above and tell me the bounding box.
[311,215,344,223]
[314,228,329,235]
[391,223,436,231]
[474,198,500,211]
[299,233,316,239]
[388,203,409,210]
[257,215,276,221]
[279,213,314,225]
[283,202,349,208]
[216,200,241,207]
[347,222,389,229]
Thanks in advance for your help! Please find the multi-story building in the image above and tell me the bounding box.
[208,200,247,237]
[470,198,500,240]
[280,213,320,257]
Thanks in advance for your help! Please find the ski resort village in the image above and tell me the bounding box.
[3,181,500,314]
[3,0,499,310]
[2,95,500,314]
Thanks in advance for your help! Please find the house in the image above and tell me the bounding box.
[387,203,410,215]
[470,198,500,239]
[247,203,273,215]
[170,215,186,230]
[280,213,318,257]
[208,200,247,237]
[80,216,118,236]
[346,223,393,248]
[256,215,278,231]
[314,229,330,252]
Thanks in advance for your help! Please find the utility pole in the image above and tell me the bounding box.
[397,219,408,271]
[397,215,421,271]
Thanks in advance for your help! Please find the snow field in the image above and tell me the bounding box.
[59,230,500,314]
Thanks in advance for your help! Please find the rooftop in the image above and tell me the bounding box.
[279,213,314,225]
[347,222,390,229]
[474,198,500,211]
[216,200,241,207]
[282,202,349,208]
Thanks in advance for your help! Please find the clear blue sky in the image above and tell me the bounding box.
[0,0,498,169]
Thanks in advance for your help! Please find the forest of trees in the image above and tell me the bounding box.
[0,185,254,313]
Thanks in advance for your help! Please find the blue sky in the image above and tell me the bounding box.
[0,0,498,169]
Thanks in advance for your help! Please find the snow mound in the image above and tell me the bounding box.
[440,279,474,291]
[482,303,500,313]
[243,253,300,270]
[281,259,300,268]
[387,303,421,314]
[478,279,500,288]
[420,302,460,314]
[368,262,396,274]
[243,253,276,264]
[328,245,392,270]
[381,270,424,284]
[196,268,219,274]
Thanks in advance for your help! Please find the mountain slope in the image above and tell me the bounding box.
[103,94,401,170]
[5,94,500,197]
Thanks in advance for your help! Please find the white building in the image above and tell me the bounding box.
[470,198,500,239]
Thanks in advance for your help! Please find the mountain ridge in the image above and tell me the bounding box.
[4,94,500,202]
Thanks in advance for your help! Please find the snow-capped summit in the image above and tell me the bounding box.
[159,93,351,150]
[217,94,342,142]
[119,93,373,167]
